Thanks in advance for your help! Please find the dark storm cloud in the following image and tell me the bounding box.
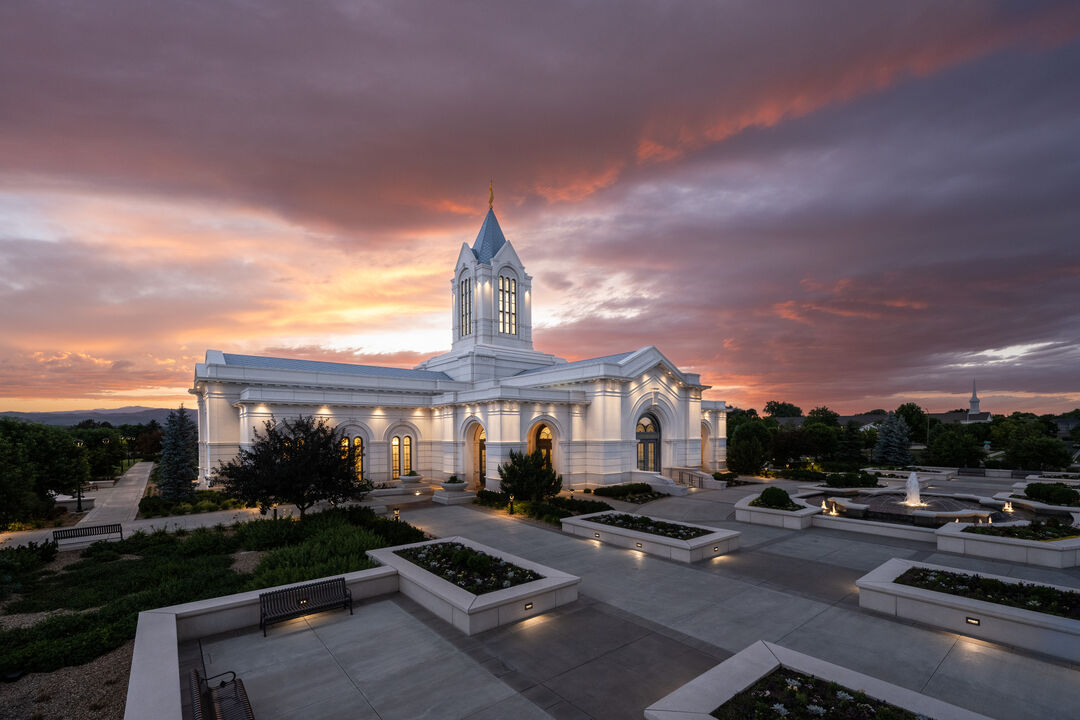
[1,1,1078,411]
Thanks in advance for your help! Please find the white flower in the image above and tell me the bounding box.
[771,703,789,717]
[807,705,826,716]
[836,690,854,701]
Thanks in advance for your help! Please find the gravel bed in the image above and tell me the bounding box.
[0,640,133,720]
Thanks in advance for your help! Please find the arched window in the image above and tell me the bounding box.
[459,277,472,337]
[535,424,552,465]
[353,436,364,479]
[636,414,661,472]
[392,435,412,479]
[498,275,517,335]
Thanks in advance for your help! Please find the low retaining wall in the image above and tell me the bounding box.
[561,512,740,562]
[367,537,580,635]
[857,558,1080,663]
[733,494,818,529]
[124,566,398,720]
[936,521,1080,568]
[644,640,990,720]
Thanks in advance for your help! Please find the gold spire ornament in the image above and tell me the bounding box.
[488,180,494,209]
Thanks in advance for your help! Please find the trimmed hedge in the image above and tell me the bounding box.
[592,482,655,499]
[1024,483,1080,507]
[751,486,800,511]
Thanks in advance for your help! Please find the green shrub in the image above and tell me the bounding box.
[592,483,654,499]
[235,518,304,550]
[193,500,219,513]
[582,488,592,494]
[823,471,880,488]
[1025,483,1080,507]
[474,489,509,508]
[755,487,797,510]
[248,525,382,588]
[546,496,613,514]
[0,541,58,601]
[712,471,738,481]
[172,502,193,515]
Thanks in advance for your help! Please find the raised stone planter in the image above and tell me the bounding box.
[935,521,1080,568]
[367,536,579,635]
[733,493,818,529]
[432,489,476,505]
[560,512,740,562]
[645,640,990,720]
[857,558,1080,663]
[439,480,467,491]
[398,474,423,485]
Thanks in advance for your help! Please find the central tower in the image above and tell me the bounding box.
[414,197,560,381]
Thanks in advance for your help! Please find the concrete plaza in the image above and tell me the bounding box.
[189,483,1080,720]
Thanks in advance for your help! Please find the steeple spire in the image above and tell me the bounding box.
[488,179,494,210]
[969,378,980,415]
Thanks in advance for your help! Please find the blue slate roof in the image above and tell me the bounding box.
[222,354,451,381]
[515,351,634,376]
[471,208,507,263]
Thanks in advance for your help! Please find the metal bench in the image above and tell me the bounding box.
[258,577,352,636]
[52,523,123,544]
[956,468,986,477]
[189,668,255,720]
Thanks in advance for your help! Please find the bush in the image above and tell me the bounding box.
[247,525,383,588]
[823,471,880,488]
[474,489,509,508]
[755,487,797,510]
[172,502,193,515]
[235,518,305,550]
[193,500,218,513]
[497,450,562,502]
[592,483,654,499]
[546,496,613,514]
[1024,483,1080,507]
[582,488,592,494]
[776,468,827,483]
[712,471,738,481]
[0,541,58,601]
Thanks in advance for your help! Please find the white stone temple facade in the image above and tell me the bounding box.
[190,206,728,490]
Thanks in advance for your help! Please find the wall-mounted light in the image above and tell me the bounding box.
[393,507,400,521]
[713,547,719,552]
[635,542,642,548]
[966,617,980,626]
[524,602,533,610]
[594,532,600,538]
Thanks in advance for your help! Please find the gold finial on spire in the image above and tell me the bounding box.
[488,180,494,210]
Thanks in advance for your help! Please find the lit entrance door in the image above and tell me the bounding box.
[636,414,660,472]
[535,424,552,466]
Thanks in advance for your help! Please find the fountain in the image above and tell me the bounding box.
[902,471,927,507]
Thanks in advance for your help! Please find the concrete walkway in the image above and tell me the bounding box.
[81,460,155,525]
[384,502,1080,720]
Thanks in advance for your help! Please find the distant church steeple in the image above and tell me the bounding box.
[969,379,980,416]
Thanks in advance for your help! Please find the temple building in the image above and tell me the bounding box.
[190,201,728,489]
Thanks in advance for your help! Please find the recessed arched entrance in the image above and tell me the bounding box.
[465,423,487,491]
[636,413,661,472]
[533,424,553,465]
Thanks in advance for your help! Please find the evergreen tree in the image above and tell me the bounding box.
[872,412,912,466]
[498,450,562,502]
[158,405,198,501]
[727,419,771,474]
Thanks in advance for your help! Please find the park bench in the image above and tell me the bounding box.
[258,577,352,636]
[52,523,123,544]
[956,467,986,477]
[189,668,255,720]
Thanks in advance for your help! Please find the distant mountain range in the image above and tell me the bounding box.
[0,406,195,427]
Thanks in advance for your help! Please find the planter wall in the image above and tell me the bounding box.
[561,512,740,562]
[367,536,580,635]
[733,494,818,529]
[935,521,1080,568]
[857,558,1080,663]
[645,640,990,720]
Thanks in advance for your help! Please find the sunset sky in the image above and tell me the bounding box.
[2,1,1079,415]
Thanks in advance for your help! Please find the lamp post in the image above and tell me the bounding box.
[393,506,400,521]
[509,495,515,515]
[73,439,85,513]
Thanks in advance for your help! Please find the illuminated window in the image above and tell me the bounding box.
[535,424,552,465]
[636,414,660,472]
[353,436,364,479]
[340,437,349,459]
[392,436,400,479]
[459,277,472,337]
[403,435,412,475]
[498,275,517,335]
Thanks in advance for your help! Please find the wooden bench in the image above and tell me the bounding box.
[189,668,255,720]
[258,577,352,636]
[52,523,123,544]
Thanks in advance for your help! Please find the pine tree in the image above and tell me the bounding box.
[872,412,912,466]
[158,405,198,501]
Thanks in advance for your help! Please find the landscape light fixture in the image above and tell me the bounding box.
[713,547,719,552]
[966,617,980,626]
[393,507,400,521]
[635,542,642,548]
[524,602,533,610]
[594,532,600,538]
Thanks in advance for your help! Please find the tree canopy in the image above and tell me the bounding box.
[727,418,772,474]
[216,415,369,517]
[764,401,803,418]
[157,406,198,502]
[872,412,912,466]
[497,449,562,502]
[805,406,840,428]
[894,402,929,443]
[0,419,89,527]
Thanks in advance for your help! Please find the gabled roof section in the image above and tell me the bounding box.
[220,353,451,381]
[514,351,634,376]
[471,208,507,264]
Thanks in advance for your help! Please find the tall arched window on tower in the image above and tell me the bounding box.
[353,436,364,480]
[459,277,472,337]
[392,434,413,479]
[402,435,412,475]
[392,436,400,479]
[498,275,517,335]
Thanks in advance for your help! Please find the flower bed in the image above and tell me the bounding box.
[710,668,920,719]
[963,518,1080,542]
[588,513,710,540]
[395,542,541,594]
[895,566,1080,620]
[592,482,666,503]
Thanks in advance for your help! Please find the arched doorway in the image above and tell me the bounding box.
[636,413,661,472]
[466,423,487,491]
[534,424,553,466]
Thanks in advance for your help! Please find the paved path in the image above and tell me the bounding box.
[388,502,1080,720]
[81,461,155,525]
